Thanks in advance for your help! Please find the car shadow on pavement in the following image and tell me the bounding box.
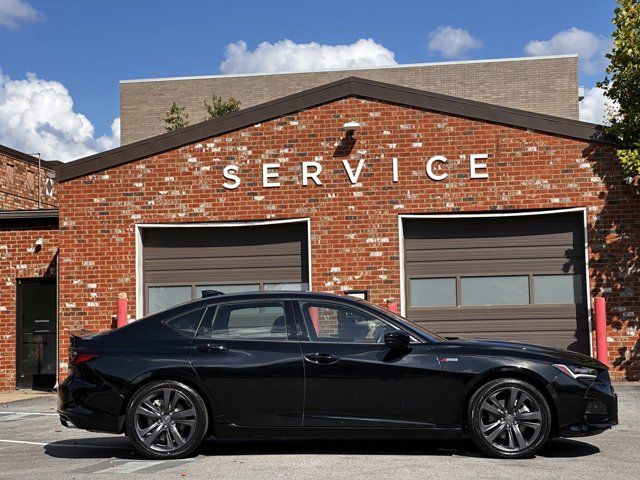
[43,436,600,460]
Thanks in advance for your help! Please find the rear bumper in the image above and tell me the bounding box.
[57,374,126,434]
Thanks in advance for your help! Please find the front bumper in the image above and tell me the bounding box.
[554,371,618,438]
[57,374,126,434]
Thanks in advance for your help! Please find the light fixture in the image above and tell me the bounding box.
[342,121,361,131]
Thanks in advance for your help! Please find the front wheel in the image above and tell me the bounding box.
[125,380,209,459]
[468,378,551,459]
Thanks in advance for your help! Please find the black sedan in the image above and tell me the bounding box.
[58,291,617,460]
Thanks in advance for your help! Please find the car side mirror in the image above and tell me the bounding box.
[384,331,411,350]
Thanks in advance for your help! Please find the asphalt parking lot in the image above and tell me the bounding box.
[0,384,638,480]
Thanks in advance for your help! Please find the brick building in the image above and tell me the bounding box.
[0,145,58,391]
[1,76,638,391]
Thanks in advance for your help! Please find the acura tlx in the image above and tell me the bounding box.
[58,291,617,459]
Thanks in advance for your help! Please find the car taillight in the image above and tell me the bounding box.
[69,349,97,366]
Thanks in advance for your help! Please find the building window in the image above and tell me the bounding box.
[409,278,456,307]
[461,276,530,306]
[409,274,582,308]
[148,286,192,314]
[533,274,583,304]
[147,282,308,315]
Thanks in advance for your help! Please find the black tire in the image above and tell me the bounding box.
[468,378,551,459]
[125,380,208,460]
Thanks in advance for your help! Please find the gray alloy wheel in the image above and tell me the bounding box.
[468,378,551,459]
[126,380,208,459]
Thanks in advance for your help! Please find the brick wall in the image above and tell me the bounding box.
[0,222,58,390]
[120,56,579,144]
[0,150,57,210]
[58,97,639,382]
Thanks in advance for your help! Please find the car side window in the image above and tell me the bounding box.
[196,302,289,340]
[300,302,398,343]
[165,308,206,337]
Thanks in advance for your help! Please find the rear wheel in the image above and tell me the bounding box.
[125,380,208,459]
[468,378,551,459]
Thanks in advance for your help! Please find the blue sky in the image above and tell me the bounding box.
[0,0,618,160]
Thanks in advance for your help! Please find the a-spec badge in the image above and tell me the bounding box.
[440,357,459,362]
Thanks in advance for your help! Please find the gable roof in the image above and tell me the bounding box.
[0,144,61,170]
[56,76,610,183]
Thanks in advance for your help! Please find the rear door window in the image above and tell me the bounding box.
[197,301,290,340]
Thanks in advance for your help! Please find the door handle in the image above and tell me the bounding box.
[304,352,339,365]
[195,343,228,353]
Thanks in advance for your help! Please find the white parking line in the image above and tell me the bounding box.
[0,439,132,450]
[0,411,58,416]
[0,413,31,421]
[93,461,165,474]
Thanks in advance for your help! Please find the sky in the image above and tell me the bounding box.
[0,0,619,161]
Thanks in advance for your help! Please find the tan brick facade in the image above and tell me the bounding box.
[56,97,639,385]
[120,56,580,144]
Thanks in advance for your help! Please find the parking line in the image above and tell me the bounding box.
[0,439,133,450]
[92,461,165,474]
[0,411,58,416]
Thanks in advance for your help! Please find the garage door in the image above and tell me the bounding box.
[142,222,309,314]
[403,212,589,353]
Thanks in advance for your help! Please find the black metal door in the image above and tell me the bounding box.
[16,277,57,390]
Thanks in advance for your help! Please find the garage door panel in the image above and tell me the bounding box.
[143,242,302,259]
[403,213,589,354]
[404,235,579,250]
[428,328,590,352]
[418,318,589,334]
[404,217,580,242]
[144,254,302,272]
[406,258,584,276]
[142,222,308,314]
[145,266,305,284]
[408,304,585,322]
[406,245,582,262]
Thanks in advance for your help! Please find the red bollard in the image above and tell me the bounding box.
[117,293,128,328]
[594,297,608,364]
[386,302,398,314]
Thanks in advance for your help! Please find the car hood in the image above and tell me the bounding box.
[446,338,606,369]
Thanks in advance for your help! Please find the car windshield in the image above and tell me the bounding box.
[362,300,447,342]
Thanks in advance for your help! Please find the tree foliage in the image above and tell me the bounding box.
[162,101,190,132]
[599,0,640,174]
[203,95,241,120]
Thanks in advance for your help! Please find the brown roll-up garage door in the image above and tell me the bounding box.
[403,212,589,353]
[142,221,309,314]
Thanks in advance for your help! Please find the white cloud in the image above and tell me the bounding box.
[0,0,40,29]
[524,28,611,75]
[219,38,397,74]
[427,26,482,59]
[579,86,617,125]
[0,70,120,161]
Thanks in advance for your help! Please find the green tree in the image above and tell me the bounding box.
[162,102,190,132]
[599,0,640,174]
[203,95,241,120]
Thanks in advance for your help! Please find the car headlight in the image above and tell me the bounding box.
[553,364,598,380]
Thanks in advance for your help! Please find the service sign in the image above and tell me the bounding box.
[221,154,489,190]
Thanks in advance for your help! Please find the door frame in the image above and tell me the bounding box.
[15,276,58,390]
[134,218,312,320]
[398,207,592,356]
